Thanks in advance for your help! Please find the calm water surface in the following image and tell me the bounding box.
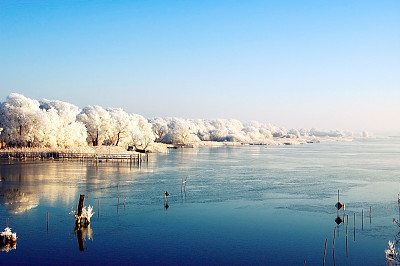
[0,138,399,265]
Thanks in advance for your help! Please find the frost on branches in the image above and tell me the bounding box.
[71,205,94,226]
[385,240,400,263]
[0,93,360,150]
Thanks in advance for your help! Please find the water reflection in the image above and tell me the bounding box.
[0,140,398,264]
[0,240,16,253]
[181,177,187,202]
[0,160,144,214]
[0,225,17,253]
[0,187,38,214]
[74,224,93,252]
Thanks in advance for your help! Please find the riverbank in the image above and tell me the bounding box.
[0,136,354,160]
[175,136,354,148]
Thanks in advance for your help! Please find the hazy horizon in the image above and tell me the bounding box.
[1,1,399,134]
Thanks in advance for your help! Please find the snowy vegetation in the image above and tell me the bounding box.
[0,93,356,151]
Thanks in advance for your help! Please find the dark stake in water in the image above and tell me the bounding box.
[0,138,399,264]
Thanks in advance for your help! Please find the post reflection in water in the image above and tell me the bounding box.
[181,177,187,202]
[164,191,169,210]
[0,239,16,253]
[0,224,17,253]
[74,224,93,252]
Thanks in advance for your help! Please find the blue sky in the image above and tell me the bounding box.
[1,0,399,134]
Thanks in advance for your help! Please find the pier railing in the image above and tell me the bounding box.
[0,151,148,163]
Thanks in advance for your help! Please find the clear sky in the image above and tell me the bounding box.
[1,0,399,134]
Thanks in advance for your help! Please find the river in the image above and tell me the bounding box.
[0,137,399,265]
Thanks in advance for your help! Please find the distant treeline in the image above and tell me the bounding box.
[0,93,355,151]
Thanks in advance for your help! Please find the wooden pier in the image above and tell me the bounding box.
[0,150,148,164]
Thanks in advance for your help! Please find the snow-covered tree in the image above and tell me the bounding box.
[149,117,169,142]
[106,108,131,146]
[209,120,230,141]
[310,128,343,137]
[167,118,200,144]
[0,93,41,147]
[77,105,111,146]
[128,114,155,152]
[0,93,355,149]
[287,128,301,138]
[39,99,87,148]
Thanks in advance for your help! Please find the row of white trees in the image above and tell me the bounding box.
[0,93,154,150]
[0,93,353,150]
[149,117,353,145]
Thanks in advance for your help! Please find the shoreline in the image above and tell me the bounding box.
[0,136,354,161]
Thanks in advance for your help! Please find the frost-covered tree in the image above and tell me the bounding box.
[310,128,343,137]
[287,128,301,138]
[0,93,354,149]
[167,118,200,144]
[209,119,230,141]
[242,121,278,144]
[128,114,155,152]
[149,117,169,142]
[39,99,87,148]
[193,119,213,141]
[299,128,309,137]
[0,93,41,147]
[106,108,131,146]
[77,105,111,146]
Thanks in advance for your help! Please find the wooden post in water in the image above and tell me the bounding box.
[370,206,372,224]
[362,209,364,230]
[47,212,49,232]
[77,194,85,217]
[323,238,327,266]
[346,214,349,257]
[117,184,120,205]
[353,212,356,241]
[333,227,336,265]
[117,184,120,213]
